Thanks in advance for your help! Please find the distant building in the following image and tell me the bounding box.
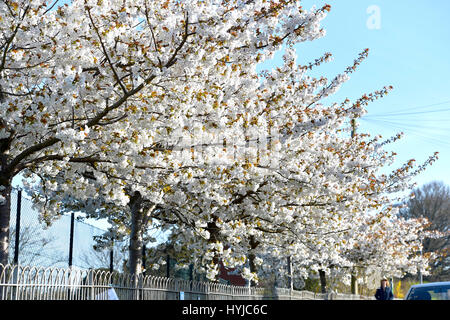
[218,262,246,286]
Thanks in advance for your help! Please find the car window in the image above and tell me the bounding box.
[407,285,450,300]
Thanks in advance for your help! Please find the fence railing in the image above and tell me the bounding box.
[8,188,126,271]
[0,264,375,300]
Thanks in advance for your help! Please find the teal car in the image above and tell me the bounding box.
[405,282,450,300]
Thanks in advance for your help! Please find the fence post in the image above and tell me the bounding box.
[13,264,19,300]
[68,212,75,268]
[0,264,4,300]
[109,240,114,273]
[13,189,22,265]
[142,244,146,276]
[89,270,95,300]
[139,274,144,301]
[189,264,193,298]
[166,254,170,278]
[109,249,114,273]
[287,256,293,300]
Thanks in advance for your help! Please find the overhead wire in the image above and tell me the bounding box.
[365,106,450,118]
[365,99,450,117]
[362,117,450,134]
[358,97,450,150]
[361,117,450,149]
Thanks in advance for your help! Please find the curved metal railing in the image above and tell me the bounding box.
[0,264,374,300]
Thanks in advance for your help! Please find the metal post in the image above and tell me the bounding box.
[66,212,75,300]
[419,241,423,284]
[391,277,395,297]
[287,256,293,300]
[13,189,22,265]
[351,118,356,139]
[189,264,194,281]
[189,263,194,297]
[138,244,145,300]
[350,119,359,296]
[287,256,292,289]
[88,270,95,301]
[68,211,75,267]
[109,246,114,273]
[142,244,146,276]
[166,254,170,278]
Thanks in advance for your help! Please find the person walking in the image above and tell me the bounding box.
[375,278,394,300]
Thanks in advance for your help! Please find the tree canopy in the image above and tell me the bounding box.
[0,1,440,287]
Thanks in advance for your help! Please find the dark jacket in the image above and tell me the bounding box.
[375,286,394,300]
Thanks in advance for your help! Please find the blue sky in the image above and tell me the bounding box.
[266,0,450,189]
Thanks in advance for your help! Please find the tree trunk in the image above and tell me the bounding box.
[206,217,220,266]
[206,217,222,281]
[128,191,144,277]
[248,235,259,287]
[248,252,256,287]
[319,269,327,294]
[0,160,12,266]
[287,256,293,290]
[351,273,358,295]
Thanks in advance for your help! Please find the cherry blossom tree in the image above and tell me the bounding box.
[341,214,439,291]
[1,0,439,286]
[144,49,439,283]
[0,0,332,270]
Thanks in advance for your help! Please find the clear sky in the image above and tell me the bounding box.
[262,0,450,190]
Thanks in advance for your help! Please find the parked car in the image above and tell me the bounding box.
[405,281,450,300]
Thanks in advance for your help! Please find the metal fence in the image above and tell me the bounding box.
[9,188,127,270]
[0,264,374,300]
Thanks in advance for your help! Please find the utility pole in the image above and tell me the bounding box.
[350,118,359,295]
[351,118,357,139]
[419,240,423,284]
